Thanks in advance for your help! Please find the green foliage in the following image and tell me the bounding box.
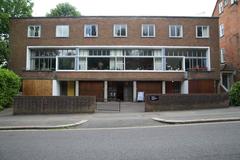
[0,0,33,67]
[0,40,9,68]
[46,2,81,17]
[229,81,240,106]
[0,69,21,109]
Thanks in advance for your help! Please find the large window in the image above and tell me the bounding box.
[28,25,41,38]
[169,25,183,38]
[28,48,208,72]
[84,24,98,37]
[196,26,209,38]
[142,24,155,37]
[56,25,69,37]
[114,24,127,37]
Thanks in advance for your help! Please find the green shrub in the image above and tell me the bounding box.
[229,81,240,106]
[0,69,21,109]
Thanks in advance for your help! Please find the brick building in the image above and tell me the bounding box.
[9,16,220,101]
[213,0,240,92]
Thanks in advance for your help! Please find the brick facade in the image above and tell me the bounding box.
[9,16,220,101]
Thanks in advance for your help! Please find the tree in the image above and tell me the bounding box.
[0,0,33,67]
[46,2,81,17]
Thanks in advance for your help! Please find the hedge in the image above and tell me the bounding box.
[0,69,21,110]
[229,81,240,106]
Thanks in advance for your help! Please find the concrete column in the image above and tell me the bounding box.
[133,81,137,102]
[181,80,189,94]
[52,80,60,96]
[162,81,166,94]
[75,81,79,96]
[104,81,108,102]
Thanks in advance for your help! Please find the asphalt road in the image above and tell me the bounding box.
[0,122,240,160]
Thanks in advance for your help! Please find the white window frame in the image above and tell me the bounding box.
[56,25,69,38]
[220,48,225,63]
[113,24,127,37]
[196,25,209,38]
[27,25,41,38]
[169,25,183,38]
[84,24,98,37]
[141,24,155,37]
[219,1,224,14]
[219,24,224,37]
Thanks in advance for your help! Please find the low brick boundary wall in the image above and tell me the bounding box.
[145,94,229,112]
[13,96,96,115]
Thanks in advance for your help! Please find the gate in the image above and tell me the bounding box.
[96,98,121,112]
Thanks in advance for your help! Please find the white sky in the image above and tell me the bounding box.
[32,0,217,17]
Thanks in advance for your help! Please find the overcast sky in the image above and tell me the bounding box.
[32,0,217,17]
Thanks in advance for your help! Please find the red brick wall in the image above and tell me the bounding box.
[213,1,240,80]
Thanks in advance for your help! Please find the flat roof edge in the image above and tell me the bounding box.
[11,16,219,20]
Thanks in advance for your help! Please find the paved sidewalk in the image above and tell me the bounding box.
[152,107,240,124]
[0,108,89,130]
[0,106,240,130]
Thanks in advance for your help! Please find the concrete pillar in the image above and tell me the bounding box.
[52,80,60,96]
[162,81,166,94]
[104,81,108,102]
[181,80,189,94]
[133,81,137,102]
[75,81,79,96]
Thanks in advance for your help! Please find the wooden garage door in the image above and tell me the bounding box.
[79,81,104,101]
[137,81,162,94]
[23,80,52,96]
[189,80,215,93]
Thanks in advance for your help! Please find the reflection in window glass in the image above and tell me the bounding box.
[58,58,75,70]
[166,58,183,70]
[125,58,153,70]
[88,58,110,70]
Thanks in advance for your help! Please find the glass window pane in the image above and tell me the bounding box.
[125,58,153,70]
[58,58,75,70]
[87,58,110,70]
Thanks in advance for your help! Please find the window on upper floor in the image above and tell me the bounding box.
[56,25,69,37]
[113,24,127,37]
[230,0,238,5]
[219,24,224,37]
[28,25,41,38]
[224,0,228,6]
[196,26,209,38]
[220,48,225,63]
[219,1,224,14]
[84,24,98,37]
[141,24,155,37]
[169,25,183,38]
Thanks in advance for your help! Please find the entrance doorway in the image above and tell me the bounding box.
[108,81,133,101]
